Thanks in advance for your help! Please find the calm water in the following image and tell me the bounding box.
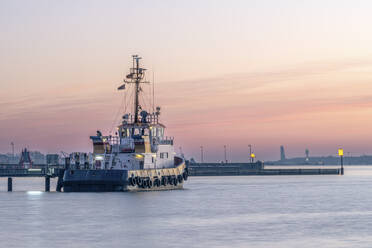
[1,166,372,248]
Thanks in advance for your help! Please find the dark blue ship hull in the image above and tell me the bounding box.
[62,169,128,192]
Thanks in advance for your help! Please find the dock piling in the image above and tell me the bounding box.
[45,176,50,192]
[7,177,12,192]
[56,169,64,192]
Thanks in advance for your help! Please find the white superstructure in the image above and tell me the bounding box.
[90,55,176,172]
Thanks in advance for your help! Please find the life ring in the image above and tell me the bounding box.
[154,178,160,187]
[161,177,167,186]
[142,179,147,188]
[137,177,145,188]
[136,176,141,185]
[183,171,188,181]
[129,177,136,186]
[177,175,183,183]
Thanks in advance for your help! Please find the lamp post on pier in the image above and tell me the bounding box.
[338,148,344,175]
[250,153,255,163]
[248,144,252,163]
[200,146,204,163]
[224,145,227,163]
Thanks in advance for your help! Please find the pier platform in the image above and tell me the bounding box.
[0,168,60,177]
[0,168,62,192]
[188,162,340,176]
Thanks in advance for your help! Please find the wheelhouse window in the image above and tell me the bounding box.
[144,128,150,136]
[160,152,168,159]
[121,128,131,137]
[134,128,140,135]
[156,128,164,138]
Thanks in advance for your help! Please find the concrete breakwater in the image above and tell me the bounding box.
[188,162,340,176]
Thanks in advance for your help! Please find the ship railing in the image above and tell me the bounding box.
[146,114,159,124]
[122,113,160,124]
[102,136,120,145]
[0,168,45,176]
[159,136,174,145]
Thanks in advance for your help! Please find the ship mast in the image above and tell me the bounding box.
[133,56,141,123]
[118,55,149,123]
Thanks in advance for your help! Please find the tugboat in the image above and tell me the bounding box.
[60,55,188,192]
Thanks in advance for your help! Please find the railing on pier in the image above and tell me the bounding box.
[0,168,61,177]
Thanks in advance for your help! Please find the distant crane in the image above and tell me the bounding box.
[60,151,69,158]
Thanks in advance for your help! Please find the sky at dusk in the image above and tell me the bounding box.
[1,0,372,161]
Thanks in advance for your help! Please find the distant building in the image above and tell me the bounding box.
[29,151,46,164]
[46,154,59,165]
[280,146,286,161]
[19,148,33,168]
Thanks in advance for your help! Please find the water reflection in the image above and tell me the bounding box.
[26,191,43,195]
